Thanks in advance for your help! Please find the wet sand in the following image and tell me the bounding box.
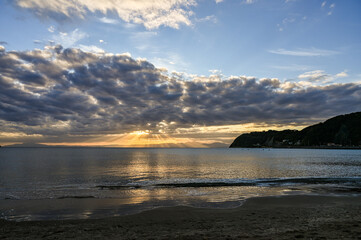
[1,195,361,239]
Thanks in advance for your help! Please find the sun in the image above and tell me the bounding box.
[130,130,150,136]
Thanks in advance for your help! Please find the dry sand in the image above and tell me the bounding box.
[1,195,361,239]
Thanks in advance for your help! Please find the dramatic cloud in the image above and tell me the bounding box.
[1,45,360,145]
[14,0,196,29]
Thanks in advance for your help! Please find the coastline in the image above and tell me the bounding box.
[2,195,361,239]
[229,146,361,150]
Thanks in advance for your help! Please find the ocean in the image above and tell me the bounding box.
[1,147,361,221]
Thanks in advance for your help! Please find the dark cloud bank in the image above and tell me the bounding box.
[0,45,360,141]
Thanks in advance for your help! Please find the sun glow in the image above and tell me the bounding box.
[130,130,150,136]
[42,131,205,148]
[108,131,201,148]
[37,122,310,148]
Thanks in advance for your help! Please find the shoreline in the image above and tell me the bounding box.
[1,195,361,239]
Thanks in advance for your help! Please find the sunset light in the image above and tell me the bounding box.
[1,1,361,238]
[1,1,360,147]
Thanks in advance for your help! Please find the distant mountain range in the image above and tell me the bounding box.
[230,112,361,148]
[3,142,229,148]
[4,143,49,148]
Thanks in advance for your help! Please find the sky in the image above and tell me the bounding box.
[0,0,360,147]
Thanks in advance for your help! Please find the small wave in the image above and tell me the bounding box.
[258,177,361,186]
[96,185,142,190]
[57,196,96,199]
[96,177,361,190]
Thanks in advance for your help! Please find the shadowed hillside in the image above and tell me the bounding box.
[230,112,361,148]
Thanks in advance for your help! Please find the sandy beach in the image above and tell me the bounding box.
[1,195,361,239]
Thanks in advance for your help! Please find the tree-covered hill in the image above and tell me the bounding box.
[229,112,361,148]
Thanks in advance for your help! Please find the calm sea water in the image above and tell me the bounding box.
[1,147,361,221]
